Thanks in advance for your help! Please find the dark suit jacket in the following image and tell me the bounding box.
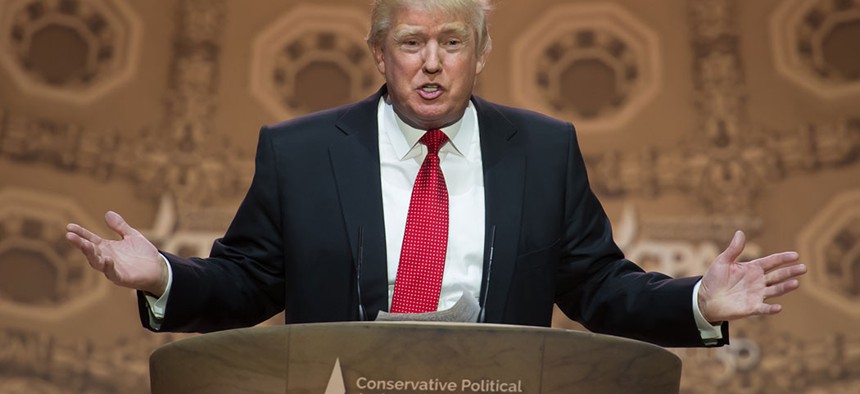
[139,86,728,347]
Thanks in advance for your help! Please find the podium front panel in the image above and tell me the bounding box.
[150,322,681,394]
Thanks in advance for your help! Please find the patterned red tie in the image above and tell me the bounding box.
[390,129,449,313]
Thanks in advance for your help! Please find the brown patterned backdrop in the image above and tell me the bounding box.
[0,0,858,392]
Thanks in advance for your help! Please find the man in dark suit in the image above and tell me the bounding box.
[65,0,806,348]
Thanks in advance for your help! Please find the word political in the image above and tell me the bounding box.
[355,377,524,393]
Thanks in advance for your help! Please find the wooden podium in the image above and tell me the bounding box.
[149,322,681,394]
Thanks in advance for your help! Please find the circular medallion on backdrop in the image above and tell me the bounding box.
[798,189,860,318]
[0,0,142,104]
[0,189,109,322]
[771,0,860,98]
[511,3,661,133]
[250,5,383,120]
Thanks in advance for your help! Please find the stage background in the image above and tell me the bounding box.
[0,0,858,392]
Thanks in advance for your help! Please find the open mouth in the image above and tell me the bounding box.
[418,84,443,99]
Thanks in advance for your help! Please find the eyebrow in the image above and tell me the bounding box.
[441,23,471,40]
[392,22,472,43]
[392,26,422,42]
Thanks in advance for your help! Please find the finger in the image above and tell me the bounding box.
[718,230,746,263]
[105,211,139,238]
[754,251,801,272]
[756,303,782,315]
[66,232,105,271]
[764,279,800,298]
[66,223,104,245]
[765,264,807,285]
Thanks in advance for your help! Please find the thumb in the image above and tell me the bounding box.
[105,211,138,238]
[719,230,746,263]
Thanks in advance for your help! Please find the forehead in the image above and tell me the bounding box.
[389,6,472,35]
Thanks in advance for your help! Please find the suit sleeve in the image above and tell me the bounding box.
[553,124,728,347]
[138,126,286,333]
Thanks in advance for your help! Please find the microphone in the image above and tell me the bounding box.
[478,225,496,323]
[355,226,367,321]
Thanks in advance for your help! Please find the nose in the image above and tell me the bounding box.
[422,42,442,74]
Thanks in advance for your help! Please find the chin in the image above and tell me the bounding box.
[416,108,457,125]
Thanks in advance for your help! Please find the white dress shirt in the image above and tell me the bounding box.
[377,97,485,310]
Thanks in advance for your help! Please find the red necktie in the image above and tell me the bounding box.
[390,129,449,313]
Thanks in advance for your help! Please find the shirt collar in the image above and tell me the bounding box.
[379,97,476,161]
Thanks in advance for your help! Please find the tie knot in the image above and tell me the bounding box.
[420,129,448,155]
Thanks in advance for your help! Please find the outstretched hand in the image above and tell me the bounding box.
[698,231,807,323]
[65,211,167,296]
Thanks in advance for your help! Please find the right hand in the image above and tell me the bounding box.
[66,211,167,296]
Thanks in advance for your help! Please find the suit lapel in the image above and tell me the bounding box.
[330,90,389,319]
[473,97,525,323]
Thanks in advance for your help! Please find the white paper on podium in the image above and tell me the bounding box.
[375,290,481,323]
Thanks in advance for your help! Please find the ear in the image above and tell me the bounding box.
[370,43,386,75]
[475,49,489,75]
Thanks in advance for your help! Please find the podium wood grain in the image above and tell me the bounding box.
[149,322,681,393]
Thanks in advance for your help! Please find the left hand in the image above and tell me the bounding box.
[698,231,807,323]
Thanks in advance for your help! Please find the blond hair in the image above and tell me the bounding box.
[367,0,493,55]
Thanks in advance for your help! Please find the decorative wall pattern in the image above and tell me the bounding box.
[612,204,764,279]
[676,318,860,393]
[510,3,661,133]
[250,5,383,119]
[0,188,108,320]
[771,0,860,97]
[0,0,858,392]
[0,326,180,394]
[799,189,860,317]
[586,0,860,215]
[0,107,251,209]
[0,0,251,212]
[0,0,142,103]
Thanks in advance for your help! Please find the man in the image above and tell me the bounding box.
[65,0,806,347]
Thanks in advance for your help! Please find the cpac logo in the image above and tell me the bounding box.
[323,358,524,393]
[325,358,346,394]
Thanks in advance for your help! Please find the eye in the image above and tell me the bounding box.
[399,38,422,51]
[442,37,464,50]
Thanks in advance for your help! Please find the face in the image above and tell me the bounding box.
[372,7,488,130]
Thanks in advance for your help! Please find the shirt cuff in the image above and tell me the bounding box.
[692,280,723,346]
[144,254,173,330]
